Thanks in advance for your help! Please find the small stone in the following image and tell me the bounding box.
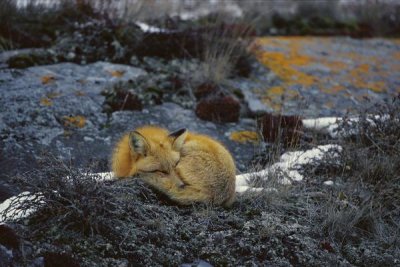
[29,257,44,267]
[0,244,12,267]
[0,224,20,249]
[83,136,94,142]
[43,252,80,267]
[195,94,240,123]
[194,82,218,100]
[180,259,213,267]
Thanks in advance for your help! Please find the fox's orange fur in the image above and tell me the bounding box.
[111,126,236,207]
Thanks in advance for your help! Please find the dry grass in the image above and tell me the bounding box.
[196,22,254,85]
[307,96,400,247]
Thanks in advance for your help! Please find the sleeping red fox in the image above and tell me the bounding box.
[112,126,236,207]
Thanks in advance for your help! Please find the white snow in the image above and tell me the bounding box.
[302,115,394,138]
[0,173,114,223]
[0,192,45,223]
[301,117,356,138]
[89,172,115,181]
[135,22,168,33]
[323,180,334,186]
[175,3,243,20]
[236,144,342,188]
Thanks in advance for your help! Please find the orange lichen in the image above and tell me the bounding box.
[321,60,348,74]
[268,86,284,95]
[229,131,259,144]
[346,64,387,92]
[41,75,55,84]
[393,52,400,60]
[252,37,397,98]
[75,90,86,96]
[40,97,52,106]
[63,115,86,128]
[40,91,61,106]
[46,91,61,99]
[255,37,320,90]
[108,70,125,77]
[326,85,345,94]
[256,50,316,87]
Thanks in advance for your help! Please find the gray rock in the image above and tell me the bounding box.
[0,244,12,267]
[0,60,257,185]
[28,257,44,267]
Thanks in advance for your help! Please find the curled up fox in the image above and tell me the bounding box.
[112,126,236,207]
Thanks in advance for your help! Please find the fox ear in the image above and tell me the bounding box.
[169,128,187,151]
[129,131,150,156]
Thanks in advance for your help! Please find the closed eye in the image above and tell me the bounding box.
[174,160,180,168]
[145,170,169,174]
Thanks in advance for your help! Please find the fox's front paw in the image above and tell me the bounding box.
[139,173,173,189]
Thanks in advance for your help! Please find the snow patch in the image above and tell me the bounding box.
[323,180,334,186]
[135,22,168,33]
[236,144,342,189]
[0,192,45,223]
[302,115,394,138]
[176,4,243,20]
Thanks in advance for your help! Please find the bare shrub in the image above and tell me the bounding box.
[313,96,400,246]
[7,156,166,236]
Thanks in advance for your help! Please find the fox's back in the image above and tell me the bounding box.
[177,132,236,206]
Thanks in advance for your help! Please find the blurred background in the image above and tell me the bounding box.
[7,0,400,39]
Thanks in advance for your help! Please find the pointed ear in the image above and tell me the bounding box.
[169,128,187,151]
[129,131,150,156]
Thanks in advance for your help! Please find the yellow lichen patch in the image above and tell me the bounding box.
[46,91,61,99]
[253,37,398,104]
[261,97,283,111]
[320,84,345,94]
[268,86,284,95]
[321,60,348,74]
[230,131,259,144]
[40,91,60,106]
[75,90,86,96]
[347,64,387,92]
[40,97,52,106]
[285,89,300,98]
[63,115,86,128]
[41,75,56,84]
[108,70,125,77]
[393,51,400,58]
[255,37,317,87]
[259,52,317,86]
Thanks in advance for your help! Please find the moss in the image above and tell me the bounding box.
[7,52,56,69]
